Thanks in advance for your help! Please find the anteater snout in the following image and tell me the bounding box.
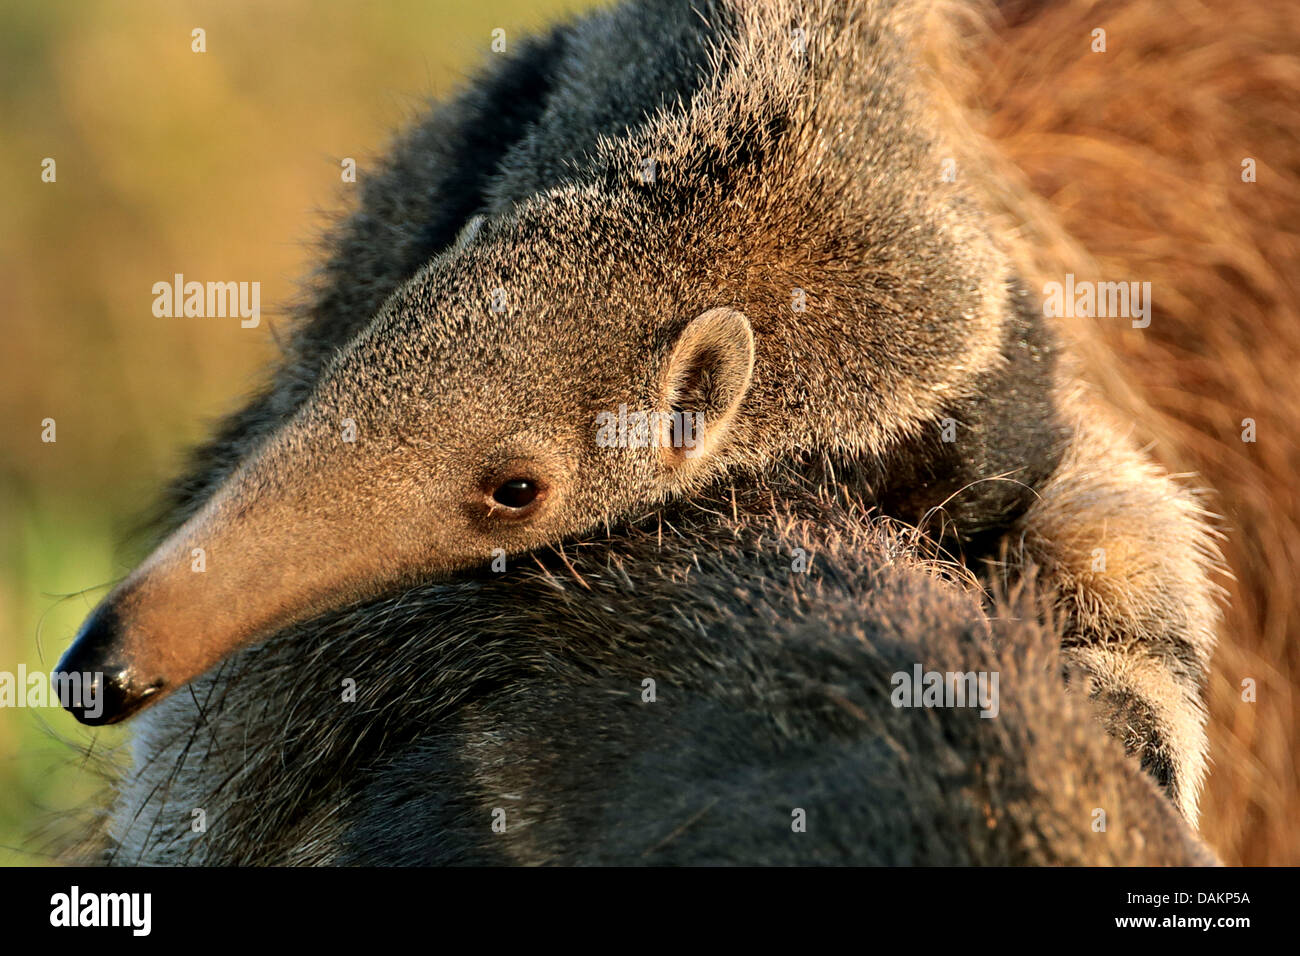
[54,604,165,725]
[52,416,451,725]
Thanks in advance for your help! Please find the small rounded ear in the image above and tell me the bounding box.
[657,307,754,467]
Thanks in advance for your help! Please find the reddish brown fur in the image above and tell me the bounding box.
[959,0,1300,864]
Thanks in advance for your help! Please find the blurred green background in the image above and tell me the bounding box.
[0,0,592,864]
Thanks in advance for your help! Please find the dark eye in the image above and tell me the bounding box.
[492,478,540,510]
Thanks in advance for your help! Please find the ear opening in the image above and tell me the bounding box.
[658,307,754,467]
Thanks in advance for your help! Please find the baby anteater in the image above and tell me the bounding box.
[58,0,1221,822]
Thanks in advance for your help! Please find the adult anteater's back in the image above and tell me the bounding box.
[98,487,1213,865]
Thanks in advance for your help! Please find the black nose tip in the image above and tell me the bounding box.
[54,604,162,725]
